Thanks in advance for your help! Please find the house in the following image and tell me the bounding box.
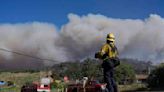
[135,74,148,83]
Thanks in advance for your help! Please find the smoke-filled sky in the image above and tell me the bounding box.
[0,0,164,69]
[0,14,164,69]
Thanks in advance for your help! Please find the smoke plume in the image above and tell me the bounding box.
[0,14,164,69]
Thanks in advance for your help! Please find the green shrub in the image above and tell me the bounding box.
[147,63,164,88]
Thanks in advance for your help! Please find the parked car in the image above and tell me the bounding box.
[0,81,6,86]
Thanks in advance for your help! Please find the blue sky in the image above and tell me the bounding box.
[0,0,164,27]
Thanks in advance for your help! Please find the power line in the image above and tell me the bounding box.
[0,48,56,62]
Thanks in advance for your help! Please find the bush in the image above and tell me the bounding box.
[114,62,135,84]
[147,63,164,88]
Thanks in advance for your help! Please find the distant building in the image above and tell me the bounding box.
[119,77,134,85]
[135,74,148,84]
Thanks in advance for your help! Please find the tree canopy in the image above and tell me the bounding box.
[147,63,164,88]
[51,58,136,84]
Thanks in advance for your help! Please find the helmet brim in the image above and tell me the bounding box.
[107,38,115,42]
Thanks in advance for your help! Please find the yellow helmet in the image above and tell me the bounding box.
[106,33,115,42]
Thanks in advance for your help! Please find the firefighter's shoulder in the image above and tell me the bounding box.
[101,43,109,49]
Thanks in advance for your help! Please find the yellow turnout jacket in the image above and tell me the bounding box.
[100,42,118,60]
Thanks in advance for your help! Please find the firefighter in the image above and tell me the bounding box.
[95,33,120,92]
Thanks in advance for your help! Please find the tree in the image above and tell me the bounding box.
[147,63,164,88]
[57,61,82,79]
[51,58,136,84]
[51,61,82,80]
[81,58,102,80]
[114,62,135,84]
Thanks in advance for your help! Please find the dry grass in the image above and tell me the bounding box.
[119,83,147,92]
[0,72,147,92]
[0,72,42,92]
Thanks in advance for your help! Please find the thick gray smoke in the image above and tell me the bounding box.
[61,14,164,64]
[0,22,69,69]
[0,14,164,69]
